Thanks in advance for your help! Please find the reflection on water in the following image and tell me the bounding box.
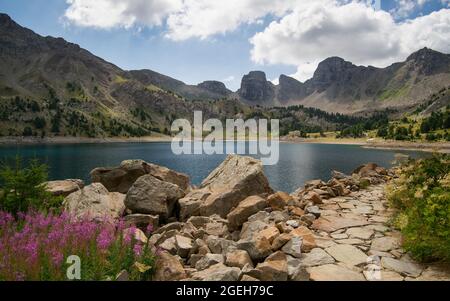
[0,142,426,193]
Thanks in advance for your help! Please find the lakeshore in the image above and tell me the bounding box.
[1,135,449,154]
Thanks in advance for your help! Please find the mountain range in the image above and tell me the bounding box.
[0,13,449,138]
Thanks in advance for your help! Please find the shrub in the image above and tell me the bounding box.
[0,211,156,281]
[0,157,62,215]
[387,154,450,262]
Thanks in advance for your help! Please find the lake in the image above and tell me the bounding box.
[0,142,426,193]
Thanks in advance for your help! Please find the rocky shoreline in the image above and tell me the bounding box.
[46,155,450,281]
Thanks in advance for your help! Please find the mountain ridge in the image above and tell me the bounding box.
[1,13,449,139]
[238,48,450,113]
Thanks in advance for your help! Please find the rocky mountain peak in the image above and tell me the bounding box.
[314,57,355,76]
[279,74,302,86]
[277,75,306,104]
[407,47,439,61]
[311,57,358,92]
[406,47,450,75]
[246,71,268,81]
[197,81,231,96]
[0,13,13,26]
[238,71,275,104]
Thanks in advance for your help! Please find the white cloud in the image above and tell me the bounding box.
[222,76,236,83]
[64,0,297,37]
[64,0,182,29]
[391,0,431,19]
[250,1,450,82]
[165,0,297,41]
[63,0,450,83]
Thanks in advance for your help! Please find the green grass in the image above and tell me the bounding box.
[378,85,410,101]
[114,75,129,84]
[145,84,163,92]
[387,154,450,262]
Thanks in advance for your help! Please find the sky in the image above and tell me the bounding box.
[0,0,449,91]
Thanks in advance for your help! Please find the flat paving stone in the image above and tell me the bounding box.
[308,264,365,281]
[325,244,368,267]
[381,257,423,277]
[346,227,374,240]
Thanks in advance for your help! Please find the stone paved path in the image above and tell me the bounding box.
[306,185,450,281]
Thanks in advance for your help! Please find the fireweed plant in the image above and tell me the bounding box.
[0,211,156,281]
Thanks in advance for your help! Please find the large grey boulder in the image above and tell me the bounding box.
[125,174,185,220]
[91,159,190,194]
[63,183,125,221]
[198,155,273,218]
[177,155,273,220]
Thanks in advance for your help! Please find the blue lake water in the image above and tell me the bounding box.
[0,142,426,193]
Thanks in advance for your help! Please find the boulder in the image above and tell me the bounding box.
[257,226,280,244]
[158,237,177,254]
[304,179,326,189]
[240,220,271,240]
[198,155,273,218]
[290,226,317,252]
[226,250,254,269]
[124,214,159,230]
[206,236,236,254]
[227,196,267,230]
[241,275,260,281]
[353,163,381,178]
[154,222,184,235]
[289,207,305,217]
[281,236,302,258]
[271,233,292,251]
[286,255,310,281]
[237,237,272,261]
[175,235,193,258]
[178,191,211,221]
[270,210,290,223]
[248,211,270,223]
[91,160,190,194]
[267,192,292,211]
[195,254,225,271]
[303,191,323,205]
[256,251,288,281]
[153,251,187,281]
[45,179,84,197]
[192,239,210,256]
[191,263,241,281]
[305,206,321,218]
[63,183,125,221]
[125,175,185,220]
[331,170,349,180]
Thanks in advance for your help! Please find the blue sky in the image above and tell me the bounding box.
[0,0,449,90]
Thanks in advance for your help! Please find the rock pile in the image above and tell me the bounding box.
[59,156,449,281]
